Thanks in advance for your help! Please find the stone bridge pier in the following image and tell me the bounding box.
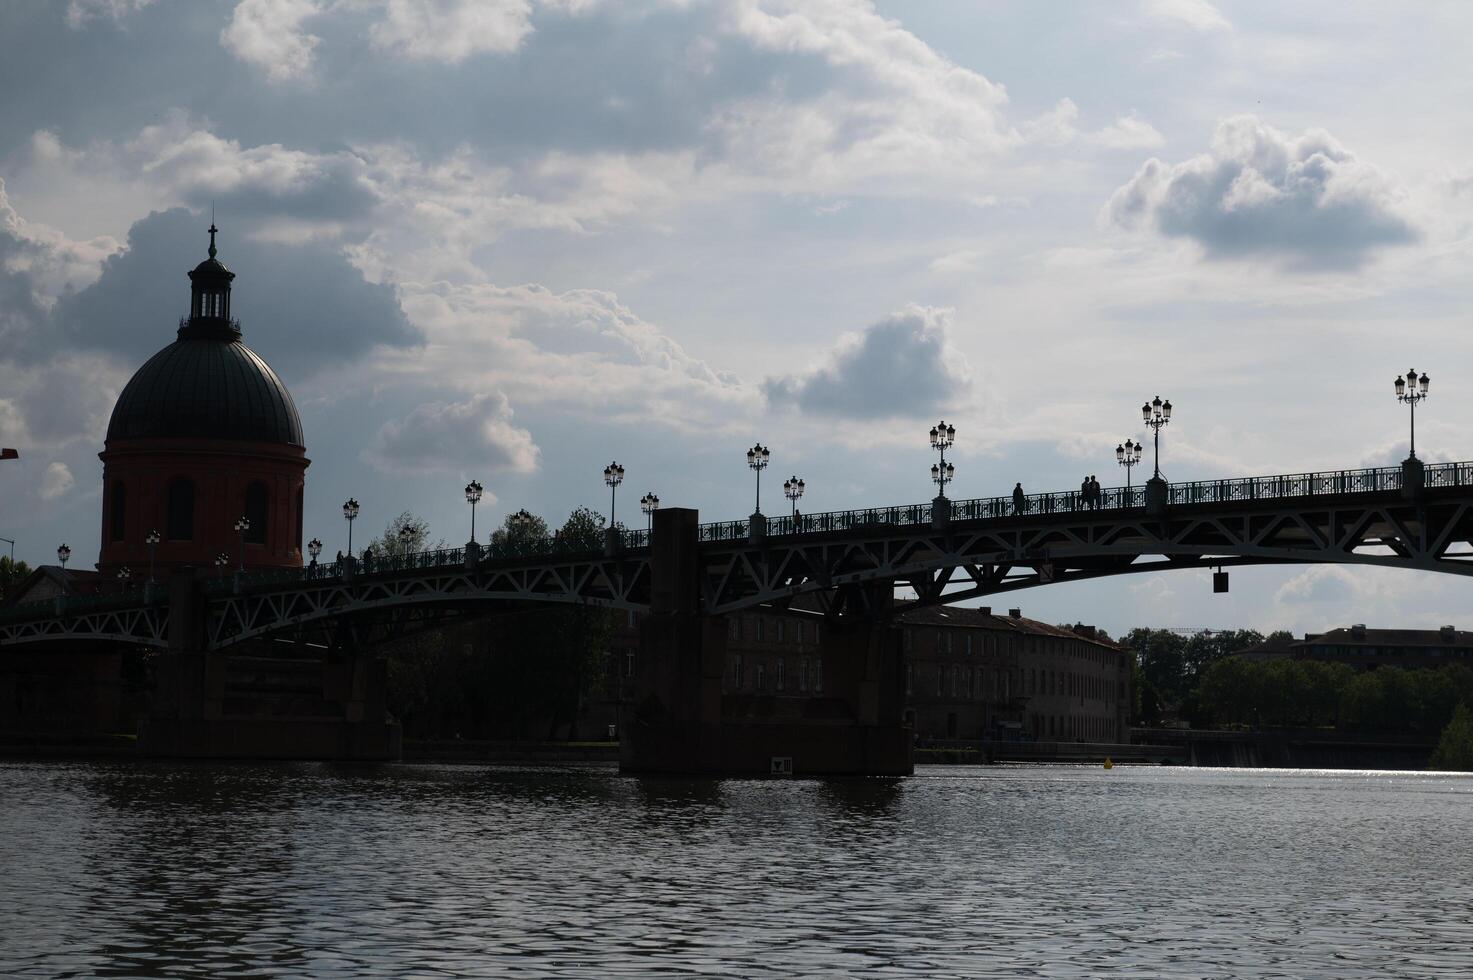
[620,508,912,776]
[138,569,400,760]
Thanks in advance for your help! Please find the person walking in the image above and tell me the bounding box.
[1080,475,1091,510]
[1012,482,1026,515]
[1089,475,1100,510]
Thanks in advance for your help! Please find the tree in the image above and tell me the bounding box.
[0,555,33,602]
[1429,703,1473,771]
[366,511,443,557]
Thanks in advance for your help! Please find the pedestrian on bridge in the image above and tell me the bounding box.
[1080,476,1091,509]
[1089,475,1101,509]
[1013,482,1026,514]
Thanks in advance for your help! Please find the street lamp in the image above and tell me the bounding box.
[145,529,161,583]
[464,479,484,542]
[1116,439,1143,489]
[603,462,625,528]
[398,524,415,555]
[1393,368,1430,459]
[57,543,71,594]
[1141,396,1172,480]
[342,497,360,554]
[234,516,250,570]
[117,566,131,592]
[640,492,660,532]
[929,421,956,498]
[746,444,770,515]
[215,552,230,578]
[783,476,805,518]
[307,537,322,567]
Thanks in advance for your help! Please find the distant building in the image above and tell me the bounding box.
[596,604,1131,744]
[1236,625,1473,670]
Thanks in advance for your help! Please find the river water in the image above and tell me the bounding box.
[1,762,1470,978]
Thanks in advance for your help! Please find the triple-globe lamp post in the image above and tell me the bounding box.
[307,537,322,568]
[1394,369,1430,459]
[1141,396,1172,480]
[342,497,360,555]
[1116,438,1143,489]
[145,529,161,584]
[117,566,131,592]
[57,543,71,594]
[746,444,770,516]
[464,480,483,543]
[603,462,625,530]
[783,475,805,519]
[640,492,660,533]
[234,516,250,570]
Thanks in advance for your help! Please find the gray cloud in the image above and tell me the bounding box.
[46,208,421,378]
[763,306,972,419]
[1106,115,1417,270]
[364,391,540,475]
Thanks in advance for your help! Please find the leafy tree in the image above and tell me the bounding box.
[1429,702,1473,771]
[0,556,33,601]
[366,511,443,557]
[489,509,551,557]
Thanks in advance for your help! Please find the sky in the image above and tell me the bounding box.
[3,0,1473,637]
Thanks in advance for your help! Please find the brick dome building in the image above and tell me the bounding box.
[98,225,309,576]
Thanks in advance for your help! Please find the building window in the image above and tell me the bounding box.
[815,658,822,692]
[936,665,944,697]
[109,481,126,542]
[799,658,808,692]
[798,621,806,644]
[813,624,821,646]
[906,662,913,695]
[756,618,765,642]
[777,657,786,691]
[968,668,976,699]
[966,635,973,656]
[777,620,785,643]
[625,651,636,677]
[244,481,269,544]
[729,618,741,640]
[734,654,744,689]
[756,663,767,691]
[167,478,195,541]
[950,665,958,697]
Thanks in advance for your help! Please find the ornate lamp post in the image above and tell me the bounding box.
[116,566,131,592]
[144,529,161,583]
[640,492,660,532]
[1394,368,1430,459]
[1116,439,1143,489]
[783,475,805,518]
[307,537,322,568]
[214,552,230,578]
[234,516,250,570]
[464,479,483,543]
[603,462,625,527]
[929,421,956,496]
[57,543,71,594]
[746,444,770,515]
[1141,396,1172,480]
[342,497,360,555]
[398,524,415,555]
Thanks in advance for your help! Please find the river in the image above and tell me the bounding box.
[1,762,1470,978]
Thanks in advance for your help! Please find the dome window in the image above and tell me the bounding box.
[110,481,126,542]
[167,478,195,541]
[244,482,269,544]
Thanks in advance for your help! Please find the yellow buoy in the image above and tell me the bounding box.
[1103,757,1113,769]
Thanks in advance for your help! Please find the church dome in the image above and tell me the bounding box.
[104,224,304,447]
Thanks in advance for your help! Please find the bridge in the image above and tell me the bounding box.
[5,455,1472,772]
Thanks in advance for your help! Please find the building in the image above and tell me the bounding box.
[1236,625,1473,670]
[594,603,1131,744]
[98,224,308,577]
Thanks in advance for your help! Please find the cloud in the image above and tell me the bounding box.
[43,208,422,378]
[364,392,540,474]
[1275,565,1360,605]
[369,0,534,63]
[1105,115,1418,270]
[66,0,155,28]
[39,462,75,501]
[221,0,323,81]
[1142,0,1229,32]
[1024,99,1163,151]
[763,305,972,419]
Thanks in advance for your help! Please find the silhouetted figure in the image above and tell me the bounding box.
[1012,482,1026,514]
[1090,475,1101,509]
[1080,476,1090,509]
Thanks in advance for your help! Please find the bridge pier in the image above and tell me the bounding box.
[137,570,401,760]
[620,508,912,777]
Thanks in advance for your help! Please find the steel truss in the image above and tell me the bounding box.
[6,483,1473,651]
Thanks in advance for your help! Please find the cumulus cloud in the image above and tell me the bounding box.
[66,0,155,28]
[221,0,324,82]
[1275,565,1361,605]
[364,392,540,474]
[1024,99,1163,151]
[39,463,75,501]
[43,208,421,376]
[1105,115,1418,270]
[762,306,972,418]
[370,0,534,62]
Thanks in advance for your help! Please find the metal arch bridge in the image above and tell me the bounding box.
[5,459,1473,651]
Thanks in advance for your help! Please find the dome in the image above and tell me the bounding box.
[106,336,304,446]
[104,223,303,447]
